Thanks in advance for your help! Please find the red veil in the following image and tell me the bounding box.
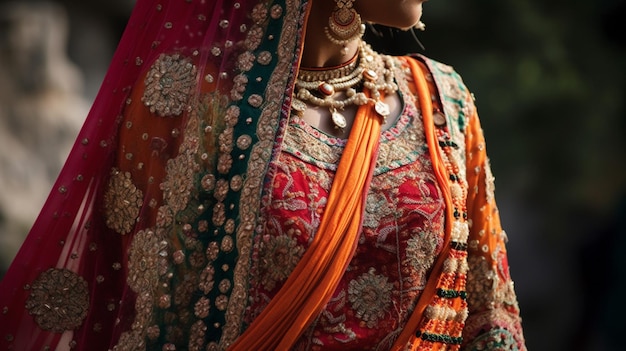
[0,0,311,349]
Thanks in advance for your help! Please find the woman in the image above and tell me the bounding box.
[0,0,526,350]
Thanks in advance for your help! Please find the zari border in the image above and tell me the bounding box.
[220,0,306,347]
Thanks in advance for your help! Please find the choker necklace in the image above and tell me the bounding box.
[292,42,398,131]
[298,53,359,82]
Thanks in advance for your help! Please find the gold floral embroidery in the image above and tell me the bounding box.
[161,150,197,213]
[270,4,284,19]
[244,25,264,51]
[230,74,248,101]
[194,297,211,318]
[257,51,273,65]
[156,205,174,227]
[230,175,243,192]
[127,229,167,293]
[236,135,253,150]
[363,192,394,228]
[251,3,269,24]
[222,0,301,346]
[25,268,89,333]
[284,123,343,164]
[103,168,143,235]
[215,295,229,311]
[142,53,198,117]
[201,173,216,191]
[217,153,233,174]
[236,51,256,72]
[199,264,216,294]
[258,234,304,290]
[405,231,440,278]
[214,179,230,202]
[347,268,393,328]
[189,320,207,351]
[213,202,226,226]
[247,94,263,108]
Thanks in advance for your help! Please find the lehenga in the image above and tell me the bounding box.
[0,0,525,350]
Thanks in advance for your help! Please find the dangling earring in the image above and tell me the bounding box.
[414,21,426,31]
[325,0,365,54]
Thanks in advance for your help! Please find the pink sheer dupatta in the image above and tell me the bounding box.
[0,0,301,349]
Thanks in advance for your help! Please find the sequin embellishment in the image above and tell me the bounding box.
[103,168,143,234]
[25,269,89,332]
[347,268,393,328]
[142,53,198,117]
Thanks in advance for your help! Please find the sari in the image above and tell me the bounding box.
[0,0,525,350]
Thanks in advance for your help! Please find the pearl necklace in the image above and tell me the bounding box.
[292,42,398,131]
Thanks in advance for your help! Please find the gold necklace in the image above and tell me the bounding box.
[292,42,398,131]
[297,53,359,82]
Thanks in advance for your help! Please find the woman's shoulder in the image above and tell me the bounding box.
[389,53,477,134]
[404,54,468,89]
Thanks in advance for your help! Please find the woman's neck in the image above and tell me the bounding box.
[300,0,360,68]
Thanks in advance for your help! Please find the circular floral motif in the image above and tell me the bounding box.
[199,264,216,294]
[103,168,143,235]
[347,268,393,328]
[230,175,243,192]
[142,53,197,117]
[201,173,216,192]
[230,74,248,101]
[224,106,240,127]
[213,203,226,226]
[217,154,233,174]
[245,25,264,51]
[161,151,196,213]
[259,234,304,291]
[257,51,273,66]
[405,231,439,277]
[237,51,256,72]
[194,297,211,319]
[236,135,253,150]
[270,4,283,19]
[251,3,268,24]
[127,229,166,292]
[25,268,89,332]
[214,179,229,202]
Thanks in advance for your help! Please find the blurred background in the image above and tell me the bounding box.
[0,0,624,350]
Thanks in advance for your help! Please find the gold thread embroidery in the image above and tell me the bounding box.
[103,168,143,235]
[25,268,89,333]
[221,0,301,346]
[347,268,393,328]
[142,54,198,117]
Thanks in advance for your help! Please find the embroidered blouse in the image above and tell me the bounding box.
[246,62,445,350]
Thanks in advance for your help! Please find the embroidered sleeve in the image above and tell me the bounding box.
[462,95,526,350]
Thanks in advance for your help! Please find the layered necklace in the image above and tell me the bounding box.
[292,42,398,131]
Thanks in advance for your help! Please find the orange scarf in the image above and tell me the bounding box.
[388,57,456,351]
[229,94,383,350]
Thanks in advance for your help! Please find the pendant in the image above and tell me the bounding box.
[331,108,347,130]
[374,100,390,120]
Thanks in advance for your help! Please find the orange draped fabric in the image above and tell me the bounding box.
[389,57,455,351]
[229,94,383,350]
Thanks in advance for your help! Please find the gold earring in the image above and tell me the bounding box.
[325,0,365,47]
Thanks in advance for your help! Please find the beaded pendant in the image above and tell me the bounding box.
[330,108,347,130]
